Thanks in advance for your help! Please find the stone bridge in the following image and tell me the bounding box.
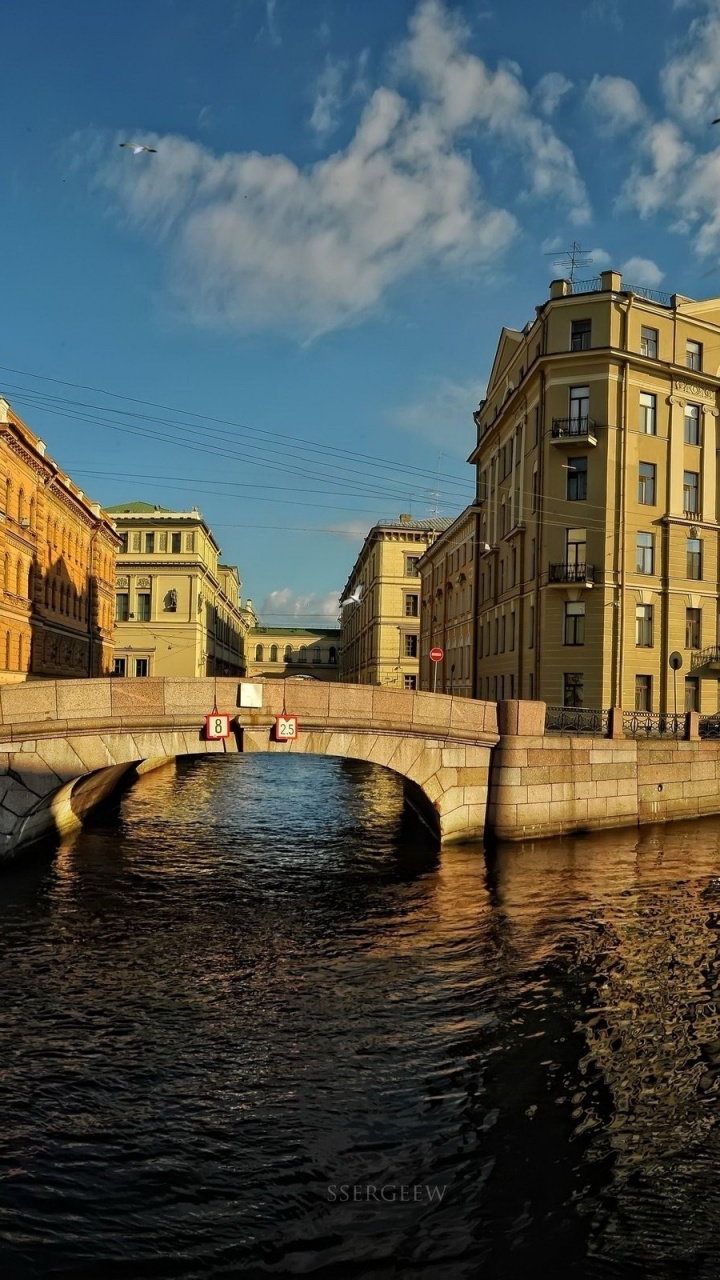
[0,678,499,858]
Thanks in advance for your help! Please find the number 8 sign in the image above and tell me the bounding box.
[205,713,231,740]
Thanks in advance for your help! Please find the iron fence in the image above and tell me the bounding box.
[622,710,684,738]
[545,706,609,735]
[700,715,720,740]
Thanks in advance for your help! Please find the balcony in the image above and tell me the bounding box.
[551,416,598,445]
[546,562,595,586]
[691,645,720,674]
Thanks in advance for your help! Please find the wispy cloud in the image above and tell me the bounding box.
[88,0,590,337]
[534,72,573,117]
[585,75,648,134]
[390,376,484,458]
[259,587,341,624]
[310,57,348,140]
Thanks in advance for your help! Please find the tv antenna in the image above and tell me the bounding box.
[546,240,593,283]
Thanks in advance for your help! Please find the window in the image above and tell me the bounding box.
[119,532,129,553]
[563,673,584,707]
[638,462,656,505]
[136,593,151,622]
[171,532,181,553]
[529,604,535,648]
[134,658,149,677]
[404,633,418,658]
[509,611,516,651]
[270,645,278,662]
[569,385,590,423]
[115,592,129,622]
[299,645,307,663]
[404,674,417,690]
[158,532,168,552]
[567,456,587,501]
[564,602,585,646]
[533,406,540,446]
[566,527,587,568]
[255,644,264,661]
[329,646,337,664]
[531,466,539,513]
[131,532,141,552]
[113,657,126,676]
[635,604,653,647]
[685,677,700,712]
[635,675,652,711]
[686,607,701,649]
[313,648,322,664]
[499,559,505,594]
[639,392,656,435]
[405,556,419,577]
[641,326,658,359]
[571,319,591,351]
[687,538,702,579]
[186,533,195,552]
[687,339,702,371]
[530,538,536,580]
[636,532,654,574]
[684,403,701,446]
[683,470,699,515]
[405,593,419,617]
[144,533,155,554]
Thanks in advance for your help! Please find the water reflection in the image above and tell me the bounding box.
[2,757,720,1276]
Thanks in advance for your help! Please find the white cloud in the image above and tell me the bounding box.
[260,588,341,623]
[263,0,281,47]
[621,256,665,287]
[91,1,591,336]
[400,0,589,222]
[621,120,692,218]
[390,376,485,456]
[534,72,573,117]
[588,246,612,268]
[310,57,346,139]
[662,4,720,127]
[326,519,374,543]
[585,74,647,134]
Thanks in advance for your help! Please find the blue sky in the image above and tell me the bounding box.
[3,0,720,622]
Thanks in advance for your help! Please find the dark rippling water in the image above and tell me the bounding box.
[4,756,720,1277]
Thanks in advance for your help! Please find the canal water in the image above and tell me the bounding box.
[2,755,720,1278]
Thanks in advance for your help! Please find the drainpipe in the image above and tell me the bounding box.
[533,364,546,695]
[471,505,481,698]
[615,295,632,708]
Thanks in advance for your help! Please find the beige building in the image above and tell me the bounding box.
[418,505,480,697]
[0,397,118,682]
[467,268,720,714]
[107,503,251,677]
[340,516,452,688]
[245,626,341,681]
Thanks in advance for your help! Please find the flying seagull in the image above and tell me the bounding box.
[119,142,157,154]
[713,118,720,125]
[340,585,363,607]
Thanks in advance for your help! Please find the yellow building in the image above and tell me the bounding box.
[245,626,341,681]
[0,397,118,682]
[467,268,720,714]
[340,515,452,688]
[418,505,480,697]
[106,503,251,677]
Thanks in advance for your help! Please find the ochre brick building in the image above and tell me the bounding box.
[0,398,119,682]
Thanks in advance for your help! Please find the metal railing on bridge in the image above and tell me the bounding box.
[545,706,609,735]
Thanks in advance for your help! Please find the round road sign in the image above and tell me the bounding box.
[429,647,444,663]
[669,651,683,671]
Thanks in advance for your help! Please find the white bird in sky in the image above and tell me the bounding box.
[119,142,157,154]
[340,585,363,607]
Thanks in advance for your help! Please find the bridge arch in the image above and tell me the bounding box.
[0,679,499,858]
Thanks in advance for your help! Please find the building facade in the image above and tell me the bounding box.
[0,398,118,682]
[418,505,480,697]
[340,516,452,688]
[245,626,341,681]
[107,503,250,677]
[468,268,720,714]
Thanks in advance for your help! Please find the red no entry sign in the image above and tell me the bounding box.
[429,647,444,662]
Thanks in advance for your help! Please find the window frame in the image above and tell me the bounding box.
[563,601,585,646]
[566,456,588,501]
[639,391,657,435]
[635,603,653,648]
[638,461,656,506]
[640,326,658,359]
[636,532,655,575]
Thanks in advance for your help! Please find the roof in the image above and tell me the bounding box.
[105,501,172,513]
[251,626,341,637]
[373,517,455,532]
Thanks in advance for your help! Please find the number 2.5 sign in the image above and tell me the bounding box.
[205,713,231,740]
[274,715,299,741]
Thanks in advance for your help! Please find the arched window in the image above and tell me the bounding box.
[15,559,22,596]
[284,645,292,662]
[27,564,33,600]
[18,634,24,670]
[270,644,278,662]
[4,478,10,520]
[255,643,264,661]
[44,578,50,608]
[4,631,9,670]
[17,489,25,523]
[29,497,35,529]
[299,645,307,663]
[51,579,57,611]
[329,646,337,664]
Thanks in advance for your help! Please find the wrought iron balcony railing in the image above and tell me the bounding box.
[700,715,720,739]
[551,416,597,440]
[545,706,609,735]
[622,710,684,738]
[691,645,720,671]
[547,562,595,584]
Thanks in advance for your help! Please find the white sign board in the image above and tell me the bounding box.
[239,683,264,708]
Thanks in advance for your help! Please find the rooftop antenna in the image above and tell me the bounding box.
[546,240,593,284]
[429,450,445,518]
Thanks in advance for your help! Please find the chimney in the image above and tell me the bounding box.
[399,513,411,524]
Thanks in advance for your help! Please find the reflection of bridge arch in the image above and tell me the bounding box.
[0,678,499,857]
